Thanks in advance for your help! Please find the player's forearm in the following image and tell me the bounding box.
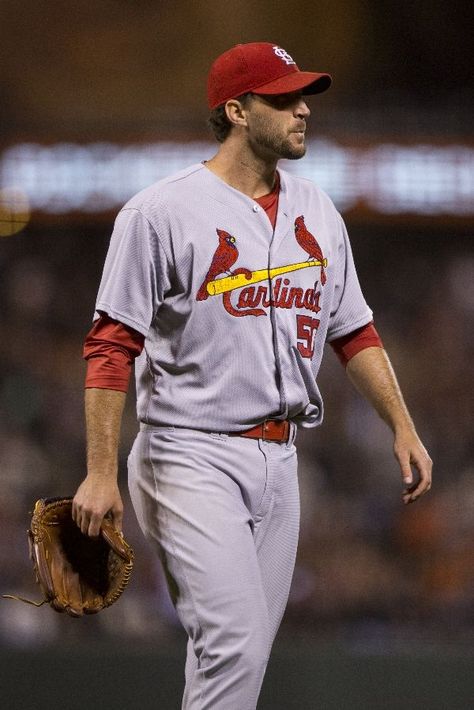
[85,387,127,479]
[345,346,415,434]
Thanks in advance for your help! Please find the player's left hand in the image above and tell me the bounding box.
[72,477,123,537]
[393,428,432,504]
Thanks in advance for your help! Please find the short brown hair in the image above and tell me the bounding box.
[207,93,253,143]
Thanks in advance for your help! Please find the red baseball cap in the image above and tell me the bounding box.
[207,42,332,110]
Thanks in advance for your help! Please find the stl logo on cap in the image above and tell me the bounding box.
[273,46,296,66]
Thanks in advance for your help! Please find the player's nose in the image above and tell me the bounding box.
[294,98,310,119]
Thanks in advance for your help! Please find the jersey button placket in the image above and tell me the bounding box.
[268,235,288,418]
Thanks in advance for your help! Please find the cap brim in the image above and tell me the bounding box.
[252,71,332,97]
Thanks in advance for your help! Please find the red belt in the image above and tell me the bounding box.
[231,419,290,443]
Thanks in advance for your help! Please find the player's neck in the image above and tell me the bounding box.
[205,140,278,199]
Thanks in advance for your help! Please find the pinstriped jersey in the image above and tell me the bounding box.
[94,163,372,430]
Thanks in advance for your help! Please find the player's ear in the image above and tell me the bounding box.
[224,98,251,129]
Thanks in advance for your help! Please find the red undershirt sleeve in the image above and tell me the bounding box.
[83,313,145,392]
[329,321,383,367]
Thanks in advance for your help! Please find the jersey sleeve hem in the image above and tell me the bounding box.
[85,381,129,393]
[325,312,374,342]
[94,303,150,337]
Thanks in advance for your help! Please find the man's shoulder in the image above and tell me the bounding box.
[278,167,337,211]
[123,163,206,213]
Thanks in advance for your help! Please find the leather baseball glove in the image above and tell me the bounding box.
[3,497,134,617]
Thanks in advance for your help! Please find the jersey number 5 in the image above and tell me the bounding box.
[296,315,320,358]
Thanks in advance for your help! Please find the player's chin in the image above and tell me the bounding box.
[282,139,306,160]
[282,143,306,160]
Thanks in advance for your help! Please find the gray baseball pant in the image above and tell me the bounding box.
[128,424,300,710]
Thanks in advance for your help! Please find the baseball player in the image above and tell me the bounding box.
[72,42,432,709]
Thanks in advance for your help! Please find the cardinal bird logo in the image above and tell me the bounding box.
[196,228,239,300]
[294,215,327,285]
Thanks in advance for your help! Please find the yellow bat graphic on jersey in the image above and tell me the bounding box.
[206,259,328,296]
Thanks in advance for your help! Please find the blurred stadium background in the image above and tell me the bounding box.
[1,2,473,708]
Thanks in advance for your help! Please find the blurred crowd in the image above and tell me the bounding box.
[0,220,473,649]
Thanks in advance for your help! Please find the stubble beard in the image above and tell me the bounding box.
[279,138,306,160]
[250,115,307,161]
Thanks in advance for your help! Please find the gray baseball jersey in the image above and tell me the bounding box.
[94,162,372,430]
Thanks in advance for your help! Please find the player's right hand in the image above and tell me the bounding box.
[393,428,432,504]
[72,477,123,537]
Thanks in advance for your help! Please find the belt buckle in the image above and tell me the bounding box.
[262,419,288,443]
[262,419,276,442]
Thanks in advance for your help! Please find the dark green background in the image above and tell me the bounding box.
[1,640,473,710]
